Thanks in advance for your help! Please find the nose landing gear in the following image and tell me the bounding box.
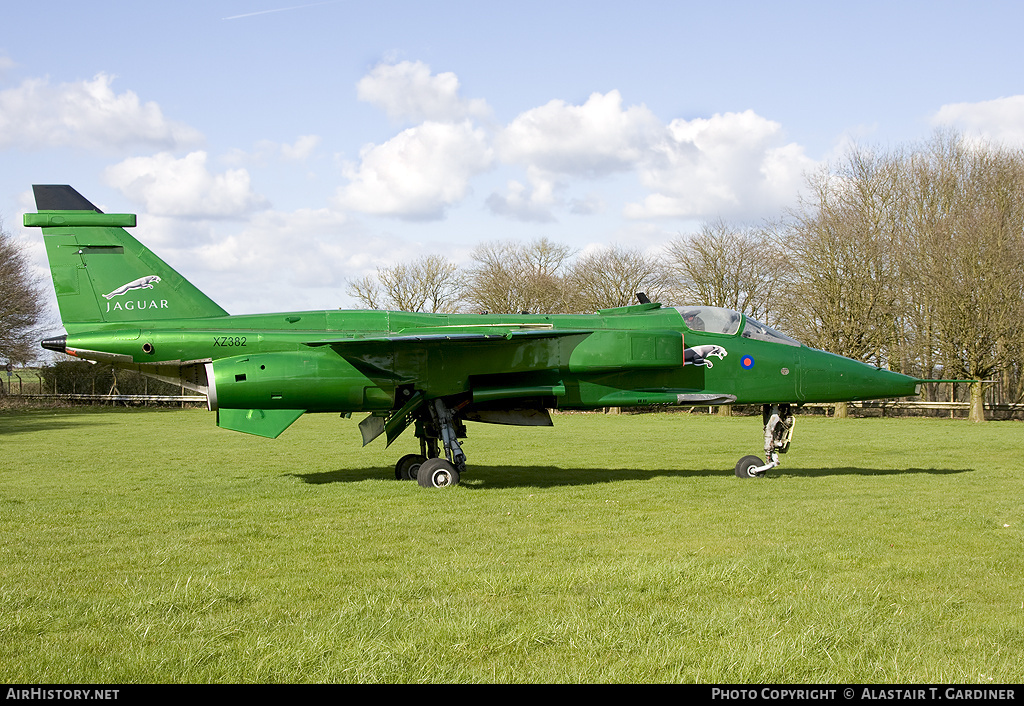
[735,404,795,478]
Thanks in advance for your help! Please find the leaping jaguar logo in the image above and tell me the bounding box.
[685,344,728,368]
[103,275,161,300]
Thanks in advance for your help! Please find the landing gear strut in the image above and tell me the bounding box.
[735,404,795,479]
[393,397,468,488]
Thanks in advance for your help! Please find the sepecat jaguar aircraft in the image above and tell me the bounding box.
[26,185,923,487]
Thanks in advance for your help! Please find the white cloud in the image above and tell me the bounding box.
[497,90,662,176]
[0,54,15,79]
[356,60,490,124]
[342,65,813,225]
[486,168,560,223]
[334,120,493,220]
[491,93,811,222]
[184,209,397,314]
[569,193,606,216]
[223,135,322,167]
[102,202,400,314]
[194,208,349,275]
[280,134,321,161]
[103,151,268,218]
[625,110,816,220]
[932,95,1024,147]
[0,73,202,151]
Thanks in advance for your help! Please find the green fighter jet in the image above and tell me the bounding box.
[27,185,923,487]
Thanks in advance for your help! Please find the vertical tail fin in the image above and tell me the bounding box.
[24,185,228,329]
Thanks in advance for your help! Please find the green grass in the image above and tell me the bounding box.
[1,407,1021,683]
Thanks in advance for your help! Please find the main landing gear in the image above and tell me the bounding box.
[735,404,795,479]
[394,398,468,488]
[396,398,798,485]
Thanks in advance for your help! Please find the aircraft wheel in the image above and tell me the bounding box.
[395,454,427,480]
[417,458,460,488]
[735,455,765,479]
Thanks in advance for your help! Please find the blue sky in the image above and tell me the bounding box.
[3,0,1024,320]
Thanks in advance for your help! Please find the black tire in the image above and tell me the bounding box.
[417,457,460,488]
[735,455,765,479]
[395,454,426,480]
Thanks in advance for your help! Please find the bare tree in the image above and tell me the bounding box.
[665,219,789,326]
[347,254,461,313]
[899,131,1024,421]
[564,244,670,313]
[776,148,906,416]
[346,274,385,310]
[463,238,574,314]
[0,221,46,365]
[778,133,1024,420]
[780,148,904,366]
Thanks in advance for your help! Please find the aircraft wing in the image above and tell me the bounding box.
[302,327,591,346]
[301,325,689,447]
[303,327,594,381]
[305,328,592,447]
[304,325,685,386]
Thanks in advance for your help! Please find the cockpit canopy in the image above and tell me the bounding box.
[675,306,741,335]
[674,306,801,347]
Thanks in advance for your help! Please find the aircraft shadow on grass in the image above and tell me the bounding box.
[290,465,974,488]
[0,410,121,436]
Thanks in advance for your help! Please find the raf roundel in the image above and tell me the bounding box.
[741,355,755,370]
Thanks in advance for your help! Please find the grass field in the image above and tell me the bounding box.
[1,407,1022,683]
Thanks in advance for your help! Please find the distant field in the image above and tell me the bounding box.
[1,407,1021,683]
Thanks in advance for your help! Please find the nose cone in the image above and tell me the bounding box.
[800,348,919,403]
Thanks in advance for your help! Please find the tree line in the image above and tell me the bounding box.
[2,132,1021,418]
[0,218,46,366]
[348,132,1024,420]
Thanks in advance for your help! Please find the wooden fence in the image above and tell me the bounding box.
[803,400,1024,419]
[4,373,1022,417]
[8,393,207,405]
